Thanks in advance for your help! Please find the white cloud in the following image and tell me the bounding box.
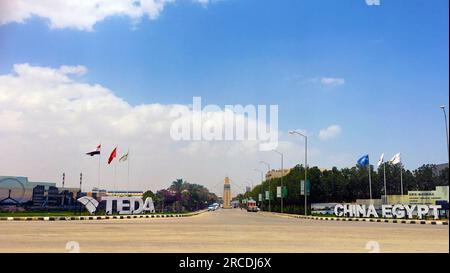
[0,63,289,194]
[0,0,209,31]
[318,125,342,140]
[320,77,345,87]
[303,76,346,87]
[59,65,88,76]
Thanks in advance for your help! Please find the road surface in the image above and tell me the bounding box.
[0,209,448,252]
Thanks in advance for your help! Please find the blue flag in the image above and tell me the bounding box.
[357,154,369,167]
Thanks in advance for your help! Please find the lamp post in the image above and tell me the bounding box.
[289,130,308,215]
[259,161,271,212]
[440,105,449,165]
[253,169,264,210]
[272,150,284,214]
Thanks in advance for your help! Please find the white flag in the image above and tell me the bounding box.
[389,153,401,165]
[377,153,384,167]
[119,151,129,162]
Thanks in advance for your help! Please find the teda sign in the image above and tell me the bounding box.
[102,196,155,215]
[334,204,442,219]
[78,196,155,215]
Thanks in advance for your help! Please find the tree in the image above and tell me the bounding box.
[146,179,218,213]
[142,190,155,201]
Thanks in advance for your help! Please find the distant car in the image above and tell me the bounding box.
[208,203,220,211]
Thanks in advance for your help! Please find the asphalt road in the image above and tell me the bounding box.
[0,209,448,253]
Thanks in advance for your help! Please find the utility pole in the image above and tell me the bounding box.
[289,130,308,215]
[259,161,271,212]
[273,150,284,214]
[440,105,449,165]
[61,172,65,207]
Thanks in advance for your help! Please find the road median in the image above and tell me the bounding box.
[260,211,449,226]
[0,209,208,222]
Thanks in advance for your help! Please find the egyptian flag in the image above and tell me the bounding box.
[108,147,117,164]
[86,144,101,156]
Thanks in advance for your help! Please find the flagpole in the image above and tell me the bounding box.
[127,148,130,195]
[98,144,101,189]
[383,162,387,204]
[368,162,372,202]
[114,158,117,192]
[400,162,403,196]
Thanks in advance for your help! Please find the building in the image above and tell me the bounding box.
[408,186,449,205]
[0,176,57,204]
[384,195,409,205]
[432,163,449,177]
[355,199,383,206]
[223,177,231,209]
[99,189,144,197]
[265,169,291,180]
[32,185,45,206]
[358,186,449,206]
[230,200,240,208]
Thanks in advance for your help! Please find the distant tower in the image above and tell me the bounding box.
[79,172,83,192]
[223,177,231,209]
[61,173,65,206]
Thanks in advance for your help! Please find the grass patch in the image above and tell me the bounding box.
[0,211,90,217]
[0,210,195,217]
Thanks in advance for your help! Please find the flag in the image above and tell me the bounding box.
[357,154,370,167]
[389,153,401,165]
[119,151,128,162]
[86,144,101,156]
[377,153,384,168]
[108,147,117,164]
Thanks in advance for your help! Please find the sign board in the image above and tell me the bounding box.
[258,194,262,202]
[334,204,442,220]
[78,196,156,215]
[277,186,281,198]
[265,191,270,200]
[408,186,449,205]
[301,180,310,196]
[102,196,155,215]
[282,187,288,198]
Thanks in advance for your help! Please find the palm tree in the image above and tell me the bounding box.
[170,179,184,194]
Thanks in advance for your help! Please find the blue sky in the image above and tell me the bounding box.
[0,0,448,190]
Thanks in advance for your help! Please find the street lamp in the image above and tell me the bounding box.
[289,130,308,216]
[440,105,449,165]
[272,150,284,214]
[253,168,264,210]
[259,161,271,212]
